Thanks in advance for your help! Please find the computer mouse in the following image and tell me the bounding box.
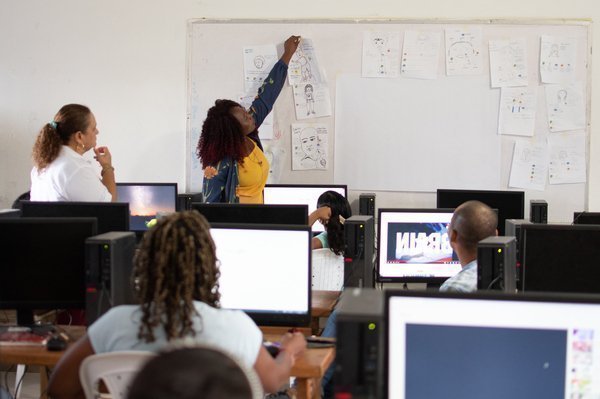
[46,335,67,352]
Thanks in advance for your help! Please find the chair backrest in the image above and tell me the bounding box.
[79,351,155,399]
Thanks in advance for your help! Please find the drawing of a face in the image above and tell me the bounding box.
[448,41,475,62]
[300,128,318,159]
[253,56,265,69]
[373,37,386,49]
[557,89,568,104]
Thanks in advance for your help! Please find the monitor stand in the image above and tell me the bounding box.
[426,282,442,290]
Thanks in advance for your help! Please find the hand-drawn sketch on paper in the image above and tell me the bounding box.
[362,31,400,78]
[445,27,483,76]
[540,35,577,84]
[292,124,328,170]
[508,140,548,191]
[545,83,586,132]
[489,38,528,87]
[292,83,332,120]
[400,30,441,80]
[548,132,586,184]
[498,87,537,136]
[288,38,323,85]
[243,44,278,92]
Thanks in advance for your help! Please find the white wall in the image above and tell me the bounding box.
[1,0,598,213]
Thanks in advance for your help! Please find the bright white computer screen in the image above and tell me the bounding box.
[388,294,600,399]
[378,210,460,280]
[210,227,310,314]
[263,186,346,233]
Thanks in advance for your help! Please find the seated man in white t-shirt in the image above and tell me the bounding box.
[47,211,306,398]
[439,200,498,293]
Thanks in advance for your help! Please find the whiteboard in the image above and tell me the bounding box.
[187,19,591,222]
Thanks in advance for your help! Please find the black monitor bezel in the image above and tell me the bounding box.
[116,182,178,233]
[0,217,98,316]
[384,289,600,399]
[21,201,129,234]
[191,203,309,226]
[521,223,600,294]
[436,188,524,235]
[377,208,457,284]
[209,222,312,327]
[573,211,600,225]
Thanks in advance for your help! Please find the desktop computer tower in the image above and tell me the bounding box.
[334,288,384,399]
[505,219,531,291]
[177,192,203,211]
[359,193,376,217]
[344,216,375,288]
[530,200,548,223]
[85,232,137,325]
[477,236,517,293]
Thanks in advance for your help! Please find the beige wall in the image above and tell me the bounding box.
[1,0,598,210]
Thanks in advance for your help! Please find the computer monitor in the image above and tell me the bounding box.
[573,211,600,225]
[21,201,129,234]
[210,223,311,327]
[191,203,308,226]
[436,189,524,235]
[377,208,460,283]
[521,224,600,294]
[0,217,98,325]
[116,183,177,233]
[263,184,347,232]
[386,290,600,399]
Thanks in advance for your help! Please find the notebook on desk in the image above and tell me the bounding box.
[312,249,344,291]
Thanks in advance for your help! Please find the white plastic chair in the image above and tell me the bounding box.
[79,351,155,399]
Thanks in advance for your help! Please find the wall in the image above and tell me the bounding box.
[1,0,598,217]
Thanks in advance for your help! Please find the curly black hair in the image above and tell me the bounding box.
[197,99,246,168]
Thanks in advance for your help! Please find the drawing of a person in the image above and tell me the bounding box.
[372,36,387,75]
[304,84,315,116]
[298,54,313,82]
[554,89,568,113]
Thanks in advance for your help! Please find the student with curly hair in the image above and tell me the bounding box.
[198,35,300,203]
[47,211,306,399]
[30,103,116,202]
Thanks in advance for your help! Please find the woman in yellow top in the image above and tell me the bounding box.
[198,35,300,203]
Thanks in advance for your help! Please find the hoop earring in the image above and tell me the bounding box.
[79,143,85,152]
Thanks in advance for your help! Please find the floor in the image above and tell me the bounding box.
[0,370,40,399]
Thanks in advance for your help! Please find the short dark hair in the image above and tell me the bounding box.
[127,346,257,399]
[450,200,498,252]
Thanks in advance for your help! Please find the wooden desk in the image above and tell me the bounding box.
[310,290,341,334]
[1,327,334,399]
[0,326,85,399]
[264,333,335,399]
